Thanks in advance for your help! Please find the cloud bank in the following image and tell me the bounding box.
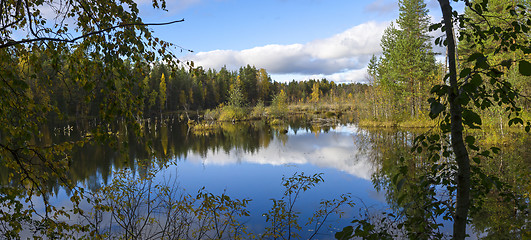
[186,21,390,83]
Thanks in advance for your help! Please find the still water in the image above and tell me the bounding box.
[9,116,530,239]
[64,118,387,238]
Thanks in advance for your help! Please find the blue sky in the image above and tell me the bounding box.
[138,0,457,83]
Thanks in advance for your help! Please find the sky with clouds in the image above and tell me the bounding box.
[138,0,458,83]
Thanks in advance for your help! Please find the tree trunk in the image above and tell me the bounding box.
[438,1,471,239]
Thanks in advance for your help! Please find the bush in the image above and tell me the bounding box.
[268,90,288,119]
[251,101,267,119]
[219,105,247,122]
[204,107,222,121]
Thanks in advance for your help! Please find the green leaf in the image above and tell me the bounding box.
[468,52,484,62]
[469,74,482,88]
[519,60,531,76]
[474,3,483,15]
[465,136,475,146]
[335,226,353,240]
[460,68,472,78]
[429,101,445,119]
[491,147,500,154]
[462,109,482,128]
[508,117,524,126]
[429,23,442,31]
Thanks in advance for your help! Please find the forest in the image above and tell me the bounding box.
[0,0,530,239]
[18,55,367,119]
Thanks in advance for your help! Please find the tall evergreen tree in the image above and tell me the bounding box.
[375,0,437,119]
[239,65,258,105]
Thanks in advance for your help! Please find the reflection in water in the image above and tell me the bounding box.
[33,117,377,193]
[191,125,373,180]
[358,127,530,239]
[1,116,528,239]
[1,116,385,238]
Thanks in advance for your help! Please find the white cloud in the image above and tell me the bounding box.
[186,21,390,83]
[271,67,369,84]
[306,22,384,59]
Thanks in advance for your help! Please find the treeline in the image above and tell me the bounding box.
[139,64,366,115]
[19,48,368,121]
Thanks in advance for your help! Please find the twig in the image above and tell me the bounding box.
[1,19,185,49]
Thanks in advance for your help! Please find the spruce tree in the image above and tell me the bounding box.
[375,0,437,119]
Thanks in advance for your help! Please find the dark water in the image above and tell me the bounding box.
[3,116,529,239]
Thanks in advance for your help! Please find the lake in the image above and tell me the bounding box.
[3,115,529,239]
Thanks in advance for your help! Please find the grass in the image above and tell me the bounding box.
[358,115,437,128]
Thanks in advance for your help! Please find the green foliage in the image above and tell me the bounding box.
[0,0,183,237]
[262,173,322,239]
[335,218,394,240]
[218,105,247,122]
[365,0,439,122]
[519,60,531,76]
[217,85,247,122]
[228,84,245,108]
[88,167,252,239]
[404,0,531,239]
[251,100,267,119]
[204,107,222,121]
[268,89,289,119]
[339,1,530,239]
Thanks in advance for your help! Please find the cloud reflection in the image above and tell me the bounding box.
[185,125,374,180]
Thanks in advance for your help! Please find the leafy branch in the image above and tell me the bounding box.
[0,19,187,49]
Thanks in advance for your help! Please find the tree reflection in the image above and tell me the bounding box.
[1,117,527,239]
[357,127,530,239]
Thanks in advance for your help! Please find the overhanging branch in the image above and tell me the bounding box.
[0,18,185,49]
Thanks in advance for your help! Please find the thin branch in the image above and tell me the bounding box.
[23,0,37,37]
[0,19,185,49]
[0,17,23,32]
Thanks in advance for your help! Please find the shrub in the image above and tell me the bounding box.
[219,105,246,122]
[251,101,267,119]
[268,90,288,119]
[204,107,222,121]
